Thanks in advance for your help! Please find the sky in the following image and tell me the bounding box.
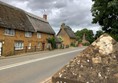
[0,0,101,34]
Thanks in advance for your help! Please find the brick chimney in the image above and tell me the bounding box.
[43,14,47,20]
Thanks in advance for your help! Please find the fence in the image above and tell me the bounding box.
[14,46,42,55]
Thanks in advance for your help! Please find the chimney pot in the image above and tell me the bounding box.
[43,14,47,20]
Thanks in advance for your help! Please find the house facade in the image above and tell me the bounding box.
[57,23,77,47]
[0,1,55,56]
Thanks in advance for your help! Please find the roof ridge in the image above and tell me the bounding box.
[0,1,48,23]
[25,12,48,23]
[0,1,24,12]
[64,26,76,39]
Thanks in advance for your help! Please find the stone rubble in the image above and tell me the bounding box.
[52,34,118,83]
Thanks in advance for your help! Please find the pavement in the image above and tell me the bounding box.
[0,47,86,83]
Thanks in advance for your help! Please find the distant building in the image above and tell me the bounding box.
[0,1,55,56]
[57,23,77,47]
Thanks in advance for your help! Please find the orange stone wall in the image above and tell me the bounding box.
[57,27,76,46]
[0,27,54,56]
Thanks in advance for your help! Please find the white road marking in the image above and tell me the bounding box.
[0,49,84,71]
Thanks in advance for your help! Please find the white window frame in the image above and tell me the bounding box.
[15,42,24,50]
[25,32,32,37]
[37,33,41,38]
[5,28,15,36]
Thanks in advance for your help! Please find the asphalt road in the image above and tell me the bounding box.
[0,47,85,83]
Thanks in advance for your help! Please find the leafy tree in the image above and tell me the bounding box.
[75,28,95,44]
[47,37,56,49]
[91,0,118,41]
[95,30,104,39]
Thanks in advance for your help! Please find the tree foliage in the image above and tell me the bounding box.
[47,37,56,49]
[95,30,104,39]
[75,28,95,44]
[91,0,118,41]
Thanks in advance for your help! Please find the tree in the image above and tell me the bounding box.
[95,30,104,39]
[91,0,118,41]
[47,37,56,49]
[75,28,95,44]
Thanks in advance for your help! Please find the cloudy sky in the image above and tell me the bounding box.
[0,0,101,33]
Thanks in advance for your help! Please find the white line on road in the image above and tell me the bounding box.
[0,49,84,71]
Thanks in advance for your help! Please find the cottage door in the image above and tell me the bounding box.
[42,43,45,51]
[0,42,2,56]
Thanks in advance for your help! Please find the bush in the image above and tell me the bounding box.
[47,37,56,49]
[70,42,76,47]
[82,43,90,46]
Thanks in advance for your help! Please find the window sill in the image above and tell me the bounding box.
[37,37,41,39]
[25,36,32,38]
[4,34,15,37]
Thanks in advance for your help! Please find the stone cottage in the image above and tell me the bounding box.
[0,1,55,56]
[57,23,77,47]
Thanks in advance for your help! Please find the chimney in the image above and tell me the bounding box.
[61,23,65,29]
[43,14,47,20]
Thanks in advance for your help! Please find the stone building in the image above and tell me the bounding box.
[57,23,77,47]
[0,1,55,56]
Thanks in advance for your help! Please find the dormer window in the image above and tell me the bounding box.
[5,28,15,36]
[25,31,32,37]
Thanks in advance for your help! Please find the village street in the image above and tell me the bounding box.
[0,47,85,83]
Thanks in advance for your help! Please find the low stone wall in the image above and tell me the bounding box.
[52,34,118,83]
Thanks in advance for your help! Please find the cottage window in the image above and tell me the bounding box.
[37,42,41,48]
[25,32,32,37]
[37,33,41,38]
[15,42,24,50]
[28,43,31,49]
[5,28,15,36]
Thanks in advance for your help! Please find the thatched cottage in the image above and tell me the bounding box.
[0,1,55,56]
[57,23,77,47]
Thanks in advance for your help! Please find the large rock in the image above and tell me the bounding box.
[52,34,118,83]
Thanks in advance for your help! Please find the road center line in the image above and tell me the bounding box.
[0,49,83,71]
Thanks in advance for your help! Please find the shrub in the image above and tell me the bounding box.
[70,42,76,47]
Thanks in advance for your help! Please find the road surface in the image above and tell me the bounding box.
[0,47,85,83]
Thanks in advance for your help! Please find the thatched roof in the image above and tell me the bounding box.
[26,13,55,35]
[64,26,76,39]
[0,1,35,32]
[0,1,55,34]
[57,23,76,39]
